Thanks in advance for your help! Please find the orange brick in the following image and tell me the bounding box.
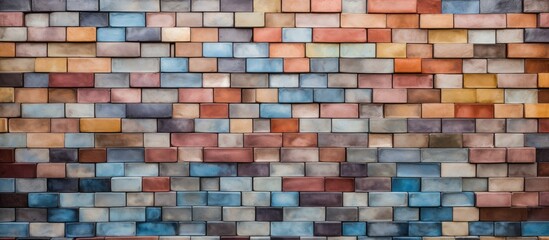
[68,58,111,72]
[190,28,218,42]
[14,88,48,103]
[35,58,67,72]
[284,58,309,72]
[508,44,549,59]
[367,29,391,42]
[395,58,422,73]
[27,133,64,148]
[422,103,455,118]
[265,13,295,27]
[271,119,299,133]
[455,104,494,118]
[253,28,282,42]
[282,0,310,12]
[270,43,305,58]
[37,163,66,178]
[80,118,121,132]
[341,13,387,28]
[0,43,15,57]
[175,43,202,57]
[313,28,367,42]
[494,104,523,118]
[407,44,433,58]
[506,13,537,28]
[420,14,453,28]
[422,59,462,73]
[67,27,96,42]
[200,104,228,118]
[417,0,441,13]
[368,0,417,13]
[525,104,549,118]
[189,58,217,72]
[214,88,241,103]
[387,14,419,28]
[311,0,341,12]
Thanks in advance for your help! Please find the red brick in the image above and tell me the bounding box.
[476,192,512,207]
[367,29,391,43]
[283,133,318,147]
[203,148,253,162]
[49,73,94,87]
[214,88,241,103]
[79,148,107,163]
[283,177,325,191]
[0,163,36,177]
[541,192,549,206]
[172,133,218,147]
[145,148,178,162]
[200,104,228,118]
[0,149,14,163]
[313,28,367,42]
[243,133,283,147]
[479,208,527,221]
[271,119,299,133]
[319,148,346,162]
[142,177,170,192]
[507,148,536,163]
[179,89,213,103]
[469,148,506,163]
[77,89,110,103]
[512,192,538,207]
[417,0,441,13]
[455,104,494,118]
[130,73,160,88]
[325,177,355,192]
[393,74,433,88]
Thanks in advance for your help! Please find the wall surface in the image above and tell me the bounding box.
[0,0,549,238]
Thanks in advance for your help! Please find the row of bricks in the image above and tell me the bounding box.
[3,58,547,74]
[3,11,549,30]
[1,221,549,238]
[2,73,549,89]
[0,0,547,14]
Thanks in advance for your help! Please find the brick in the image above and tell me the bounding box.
[296,13,339,27]
[341,13,387,28]
[368,0,417,13]
[387,14,419,28]
[422,59,462,73]
[313,28,366,42]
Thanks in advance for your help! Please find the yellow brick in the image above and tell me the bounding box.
[525,104,549,118]
[35,58,67,72]
[428,29,468,43]
[80,118,121,132]
[305,43,339,57]
[67,27,96,42]
[452,207,479,221]
[494,104,523,118]
[0,58,35,72]
[235,12,265,27]
[256,89,278,102]
[441,89,477,103]
[421,103,455,118]
[442,222,468,236]
[0,118,7,132]
[476,89,503,103]
[0,88,14,102]
[27,133,64,148]
[464,74,497,88]
[0,43,15,57]
[384,104,421,118]
[162,27,190,42]
[376,43,406,58]
[539,73,549,88]
[48,43,96,57]
[230,119,253,133]
[173,104,199,118]
[68,58,111,72]
[254,0,281,12]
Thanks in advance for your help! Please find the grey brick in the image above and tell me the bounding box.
[126,104,172,118]
[159,163,190,176]
[161,0,191,11]
[100,0,160,11]
[218,58,246,73]
[219,29,252,42]
[480,0,522,13]
[126,28,161,42]
[379,148,421,163]
[192,0,220,11]
[67,0,98,11]
[32,0,66,11]
[524,0,549,12]
[220,0,252,11]
[421,148,469,162]
[96,104,126,118]
[193,206,222,221]
[0,0,31,11]
[95,73,129,88]
[525,29,549,42]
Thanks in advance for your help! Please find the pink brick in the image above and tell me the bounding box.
[368,0,417,13]
[540,13,549,28]
[541,192,549,206]
[77,89,110,103]
[111,89,142,103]
[146,13,176,27]
[320,104,359,118]
[243,133,283,147]
[130,73,161,88]
[0,12,24,26]
[507,147,536,163]
[469,148,506,163]
[373,89,407,103]
[28,27,66,42]
[295,13,340,27]
[454,14,507,29]
[512,192,538,207]
[476,192,512,207]
[204,148,253,162]
[171,133,218,147]
[179,89,213,103]
[16,43,47,57]
[392,74,433,88]
[49,73,94,87]
[358,74,392,88]
[145,148,178,162]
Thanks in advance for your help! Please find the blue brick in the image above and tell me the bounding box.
[282,28,312,42]
[442,0,480,14]
[96,163,125,177]
[522,222,549,236]
[409,222,441,237]
[394,237,422,240]
[203,43,233,57]
[107,148,144,162]
[394,207,419,221]
[190,163,237,177]
[379,148,421,163]
[97,222,136,236]
[48,208,78,222]
[80,178,111,192]
[146,207,162,222]
[22,103,64,118]
[28,193,58,208]
[160,73,202,88]
[279,88,314,103]
[97,28,125,41]
[271,192,299,207]
[270,74,299,87]
[313,89,344,103]
[177,192,207,206]
[96,104,126,118]
[23,73,49,87]
[247,58,283,73]
[260,104,292,118]
[300,74,327,87]
[110,207,146,222]
[342,222,366,236]
[0,133,26,148]
[310,58,339,72]
[392,178,421,192]
[65,133,94,148]
[368,222,409,237]
[469,222,494,236]
[66,223,95,238]
[161,58,189,73]
[271,222,314,236]
[409,192,440,207]
[195,119,229,133]
[441,192,475,206]
[179,222,206,236]
[137,222,178,236]
[422,177,462,192]
[207,192,241,206]
[60,193,94,207]
[525,134,549,148]
[0,178,14,192]
[397,163,440,177]
[494,222,521,236]
[234,43,269,58]
[110,12,145,27]
[0,223,29,237]
[420,207,453,221]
